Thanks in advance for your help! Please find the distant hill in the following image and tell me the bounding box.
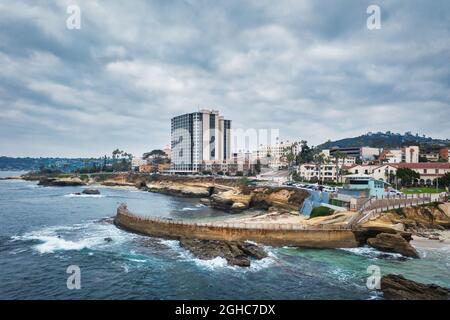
[0,157,104,172]
[317,132,450,150]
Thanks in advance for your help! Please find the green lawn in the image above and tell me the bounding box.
[400,187,446,194]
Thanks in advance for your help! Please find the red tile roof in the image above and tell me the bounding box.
[393,163,450,169]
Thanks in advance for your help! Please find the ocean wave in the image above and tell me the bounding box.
[11,222,135,254]
[340,246,406,260]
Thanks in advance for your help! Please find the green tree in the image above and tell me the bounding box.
[296,140,314,164]
[438,172,450,189]
[254,159,261,174]
[396,168,420,187]
[313,153,325,184]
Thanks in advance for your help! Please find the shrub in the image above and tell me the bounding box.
[309,206,334,219]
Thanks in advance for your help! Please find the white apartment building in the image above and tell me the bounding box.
[320,149,357,165]
[379,146,419,164]
[297,163,340,182]
[253,140,300,170]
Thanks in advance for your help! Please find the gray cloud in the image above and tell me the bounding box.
[0,0,449,157]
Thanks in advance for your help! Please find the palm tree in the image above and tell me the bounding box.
[333,151,346,183]
[313,153,325,184]
[283,141,299,181]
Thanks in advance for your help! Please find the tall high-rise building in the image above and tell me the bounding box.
[170,109,232,173]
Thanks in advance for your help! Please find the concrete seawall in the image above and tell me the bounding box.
[115,205,359,248]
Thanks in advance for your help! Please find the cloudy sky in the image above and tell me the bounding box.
[0,0,449,157]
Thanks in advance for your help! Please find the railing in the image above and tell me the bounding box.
[352,193,446,226]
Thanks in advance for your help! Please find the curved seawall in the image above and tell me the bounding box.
[115,205,359,248]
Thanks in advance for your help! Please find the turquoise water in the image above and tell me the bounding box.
[0,171,449,299]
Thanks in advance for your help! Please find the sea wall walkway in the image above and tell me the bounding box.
[115,204,359,248]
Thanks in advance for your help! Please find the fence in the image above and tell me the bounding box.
[353,193,446,225]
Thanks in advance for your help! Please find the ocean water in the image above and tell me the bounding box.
[0,171,449,300]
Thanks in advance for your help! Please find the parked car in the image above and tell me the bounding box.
[323,186,337,193]
[388,188,404,196]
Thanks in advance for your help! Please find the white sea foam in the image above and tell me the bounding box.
[194,257,229,269]
[127,258,148,263]
[159,239,182,251]
[12,221,135,254]
[64,193,105,198]
[340,246,405,259]
[181,207,197,211]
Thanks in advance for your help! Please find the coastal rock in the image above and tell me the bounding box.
[251,187,308,211]
[237,242,268,260]
[380,274,450,300]
[96,217,114,225]
[354,224,413,245]
[146,181,211,198]
[368,204,450,230]
[367,233,420,258]
[179,239,267,267]
[38,177,86,187]
[210,190,251,212]
[231,202,247,211]
[101,180,136,187]
[82,189,100,195]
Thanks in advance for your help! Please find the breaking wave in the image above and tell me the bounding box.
[10,221,134,254]
[340,246,406,259]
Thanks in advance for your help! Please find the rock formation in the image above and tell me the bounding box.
[38,176,86,187]
[82,189,100,195]
[179,239,268,267]
[381,274,450,300]
[367,233,420,258]
[145,181,212,197]
[368,203,450,231]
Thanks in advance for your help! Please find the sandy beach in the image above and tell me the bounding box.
[411,231,450,250]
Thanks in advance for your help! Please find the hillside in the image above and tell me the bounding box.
[317,132,450,150]
[0,157,104,172]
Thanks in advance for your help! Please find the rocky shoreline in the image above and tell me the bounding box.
[21,172,309,214]
[17,172,450,258]
[6,172,450,297]
[380,274,450,300]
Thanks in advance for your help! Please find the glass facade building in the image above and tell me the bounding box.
[170,110,231,173]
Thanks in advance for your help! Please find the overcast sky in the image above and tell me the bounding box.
[0,0,449,157]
